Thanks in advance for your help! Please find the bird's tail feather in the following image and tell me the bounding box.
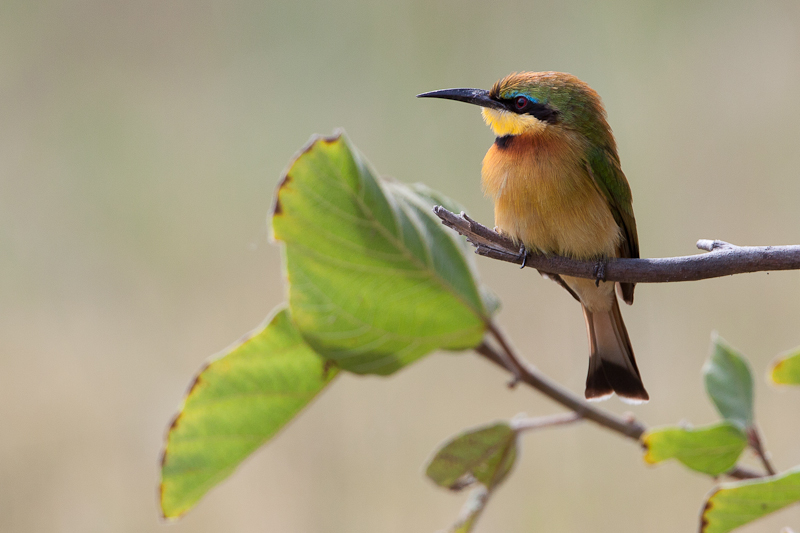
[583,299,649,403]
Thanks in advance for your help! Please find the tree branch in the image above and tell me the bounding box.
[435,206,800,283]
[477,334,645,440]
[446,205,775,482]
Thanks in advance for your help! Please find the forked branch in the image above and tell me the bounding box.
[477,328,765,481]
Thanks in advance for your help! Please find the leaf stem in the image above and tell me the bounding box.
[726,465,765,480]
[747,426,777,476]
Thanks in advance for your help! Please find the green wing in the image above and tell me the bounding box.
[585,146,639,303]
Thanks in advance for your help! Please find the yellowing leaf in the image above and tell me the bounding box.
[701,467,800,533]
[642,422,747,476]
[160,308,337,518]
[770,346,800,385]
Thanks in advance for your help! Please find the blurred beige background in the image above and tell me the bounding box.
[2,0,800,531]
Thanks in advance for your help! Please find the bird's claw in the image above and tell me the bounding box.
[518,244,529,269]
[593,260,607,287]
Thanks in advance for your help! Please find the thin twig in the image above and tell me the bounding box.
[747,426,777,476]
[446,206,776,482]
[479,329,646,440]
[475,334,764,482]
[511,412,582,433]
[726,465,765,480]
[448,485,490,533]
[435,206,800,283]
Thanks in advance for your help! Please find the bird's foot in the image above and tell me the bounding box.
[592,259,607,287]
[517,244,529,269]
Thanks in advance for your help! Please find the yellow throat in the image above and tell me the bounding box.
[481,107,547,137]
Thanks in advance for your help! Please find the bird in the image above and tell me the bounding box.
[418,71,648,403]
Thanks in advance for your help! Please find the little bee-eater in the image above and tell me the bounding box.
[419,72,648,403]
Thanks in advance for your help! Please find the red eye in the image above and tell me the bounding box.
[514,96,528,110]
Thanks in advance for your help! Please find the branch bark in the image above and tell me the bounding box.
[442,205,778,481]
[478,331,645,440]
[435,206,800,283]
[476,328,765,482]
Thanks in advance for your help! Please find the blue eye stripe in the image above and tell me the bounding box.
[507,92,538,104]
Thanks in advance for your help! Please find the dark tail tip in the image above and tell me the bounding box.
[585,360,649,403]
[583,301,649,403]
[585,358,613,401]
[601,361,649,402]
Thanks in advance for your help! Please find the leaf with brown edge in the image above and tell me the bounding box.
[642,422,747,476]
[770,346,800,386]
[701,467,800,533]
[272,131,497,375]
[160,306,337,519]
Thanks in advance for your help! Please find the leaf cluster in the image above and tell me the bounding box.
[643,335,800,532]
[161,132,498,519]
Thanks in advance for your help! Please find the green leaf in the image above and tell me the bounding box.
[701,466,800,533]
[642,422,747,475]
[408,182,500,317]
[272,131,496,375]
[426,422,517,491]
[704,334,754,429]
[770,346,800,385]
[160,307,338,519]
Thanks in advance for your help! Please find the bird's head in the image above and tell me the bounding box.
[418,71,610,141]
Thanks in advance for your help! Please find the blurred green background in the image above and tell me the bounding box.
[2,0,800,531]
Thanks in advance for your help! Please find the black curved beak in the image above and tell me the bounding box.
[416,88,505,111]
